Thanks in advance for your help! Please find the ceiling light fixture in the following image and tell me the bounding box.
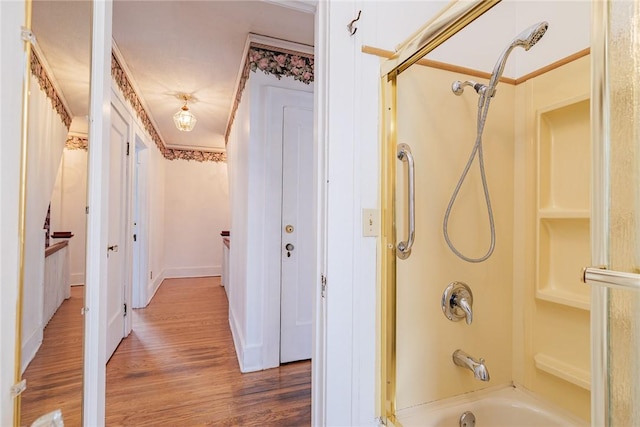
[173,94,197,132]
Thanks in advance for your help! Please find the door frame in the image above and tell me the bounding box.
[589,2,607,425]
[131,127,149,309]
[83,1,112,423]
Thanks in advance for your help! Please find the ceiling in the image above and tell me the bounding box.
[31,0,315,152]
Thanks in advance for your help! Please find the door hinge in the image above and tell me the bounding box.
[123,303,127,317]
[133,233,137,242]
[126,142,130,156]
[85,206,89,214]
[11,379,27,397]
[321,274,327,298]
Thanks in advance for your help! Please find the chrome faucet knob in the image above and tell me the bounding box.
[442,281,474,325]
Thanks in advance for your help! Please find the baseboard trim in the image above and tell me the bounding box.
[70,272,85,286]
[21,327,43,373]
[229,306,263,373]
[164,266,221,279]
[146,269,166,306]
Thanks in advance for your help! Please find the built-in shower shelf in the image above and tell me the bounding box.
[537,98,590,213]
[534,353,590,391]
[537,209,590,219]
[535,97,591,309]
[536,288,590,311]
[536,218,591,308]
[527,53,591,416]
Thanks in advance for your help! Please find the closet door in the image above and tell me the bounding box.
[280,104,314,363]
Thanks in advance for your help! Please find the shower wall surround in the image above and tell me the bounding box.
[390,53,591,422]
[394,63,515,409]
[516,55,591,420]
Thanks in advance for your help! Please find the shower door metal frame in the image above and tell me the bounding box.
[378,1,501,424]
[589,2,608,424]
[587,1,640,426]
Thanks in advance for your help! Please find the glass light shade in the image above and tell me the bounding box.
[173,106,197,132]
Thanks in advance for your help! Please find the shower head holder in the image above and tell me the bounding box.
[452,80,490,97]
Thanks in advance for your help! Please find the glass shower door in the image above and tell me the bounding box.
[587,1,640,425]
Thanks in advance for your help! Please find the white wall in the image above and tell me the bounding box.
[51,148,88,286]
[163,159,229,278]
[148,145,165,292]
[227,70,313,372]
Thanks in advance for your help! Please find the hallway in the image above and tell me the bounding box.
[22,277,311,426]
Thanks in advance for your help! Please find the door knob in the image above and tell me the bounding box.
[108,244,119,252]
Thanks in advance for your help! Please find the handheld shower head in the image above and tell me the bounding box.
[516,21,548,51]
[487,21,549,94]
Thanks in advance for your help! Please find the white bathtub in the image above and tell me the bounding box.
[395,384,588,427]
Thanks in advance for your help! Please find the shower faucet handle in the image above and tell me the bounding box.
[456,294,473,325]
[442,281,474,325]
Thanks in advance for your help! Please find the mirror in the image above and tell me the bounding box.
[18,1,91,425]
[382,0,591,424]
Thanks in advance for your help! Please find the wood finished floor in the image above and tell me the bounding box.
[21,285,84,427]
[21,277,311,426]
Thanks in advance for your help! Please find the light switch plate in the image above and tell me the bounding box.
[363,209,378,237]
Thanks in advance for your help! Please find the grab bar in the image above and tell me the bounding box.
[397,143,415,259]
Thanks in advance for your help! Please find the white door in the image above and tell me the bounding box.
[280,105,314,363]
[106,104,128,360]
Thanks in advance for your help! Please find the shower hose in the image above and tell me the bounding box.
[443,89,496,263]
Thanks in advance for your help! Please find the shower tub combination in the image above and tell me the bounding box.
[382,1,593,425]
[395,385,588,427]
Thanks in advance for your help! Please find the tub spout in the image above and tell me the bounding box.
[452,349,490,381]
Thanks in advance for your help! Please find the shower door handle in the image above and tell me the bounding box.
[582,266,640,291]
[397,143,415,260]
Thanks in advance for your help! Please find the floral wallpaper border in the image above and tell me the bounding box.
[111,52,226,163]
[31,43,310,161]
[224,44,314,144]
[30,51,72,130]
[65,135,88,150]
[249,44,314,85]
